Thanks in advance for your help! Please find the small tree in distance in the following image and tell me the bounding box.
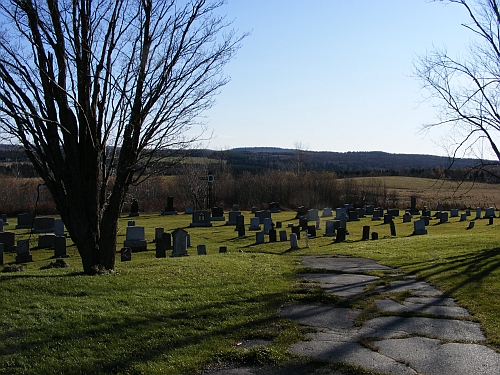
[0,0,245,274]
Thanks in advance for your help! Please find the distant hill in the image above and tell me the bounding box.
[222,147,485,175]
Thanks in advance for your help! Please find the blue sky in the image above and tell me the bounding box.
[202,0,474,156]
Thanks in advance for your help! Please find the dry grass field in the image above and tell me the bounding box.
[354,176,500,210]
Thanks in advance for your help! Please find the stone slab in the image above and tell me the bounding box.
[378,279,443,296]
[362,316,485,342]
[375,298,470,317]
[301,256,394,272]
[299,273,379,298]
[280,305,360,331]
[376,337,500,375]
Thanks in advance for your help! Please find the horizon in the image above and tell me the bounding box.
[202,1,487,159]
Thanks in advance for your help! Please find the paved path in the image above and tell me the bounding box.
[281,256,500,375]
[201,256,500,375]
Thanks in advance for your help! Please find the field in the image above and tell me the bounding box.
[1,208,500,374]
[355,176,500,209]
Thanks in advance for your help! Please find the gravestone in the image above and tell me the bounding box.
[467,221,475,229]
[128,220,135,227]
[211,207,225,221]
[269,229,277,242]
[413,219,428,235]
[348,210,359,221]
[0,231,15,252]
[0,243,3,265]
[460,213,467,222]
[335,227,346,243]
[450,209,459,218]
[383,214,393,224]
[184,206,194,214]
[249,217,261,230]
[291,225,301,240]
[263,218,273,234]
[466,209,471,216]
[124,226,147,252]
[295,206,309,219]
[307,225,316,238]
[335,207,347,220]
[300,217,308,231]
[389,220,396,236]
[33,217,55,233]
[161,196,177,215]
[276,221,282,229]
[279,230,287,242]
[356,207,365,218]
[476,208,482,219]
[485,207,495,218]
[439,212,449,224]
[437,203,443,212]
[190,210,212,227]
[232,204,240,212]
[307,209,319,221]
[324,220,335,237]
[162,232,172,250]
[364,205,374,215]
[155,236,166,258]
[372,209,382,221]
[409,196,420,215]
[387,209,399,217]
[121,247,132,262]
[54,220,65,236]
[226,211,241,226]
[171,228,188,257]
[129,199,139,217]
[255,210,272,224]
[1,214,7,226]
[315,218,321,230]
[422,208,431,217]
[321,208,333,217]
[0,220,3,233]
[155,227,164,242]
[269,202,281,213]
[16,213,34,229]
[339,214,347,231]
[255,231,265,244]
[38,234,55,248]
[219,246,227,253]
[489,216,494,225]
[16,239,32,263]
[54,237,66,258]
[197,245,207,255]
[402,212,412,223]
[289,233,299,249]
[371,232,378,240]
[237,215,246,237]
[362,226,370,241]
[421,215,430,226]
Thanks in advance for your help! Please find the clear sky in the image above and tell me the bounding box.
[202,0,475,156]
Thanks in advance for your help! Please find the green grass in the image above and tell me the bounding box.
[1,210,500,374]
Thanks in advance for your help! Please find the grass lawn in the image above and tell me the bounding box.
[1,210,499,374]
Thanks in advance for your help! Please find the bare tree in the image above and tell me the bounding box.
[415,0,500,172]
[0,0,244,274]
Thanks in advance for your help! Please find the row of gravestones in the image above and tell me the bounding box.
[0,215,67,265]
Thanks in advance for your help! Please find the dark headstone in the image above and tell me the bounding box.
[291,225,301,240]
[0,243,3,265]
[219,246,227,253]
[256,232,265,244]
[54,236,67,258]
[0,231,15,252]
[279,230,287,242]
[16,240,32,263]
[121,247,132,262]
[362,226,370,241]
[489,217,494,225]
[190,210,212,227]
[197,245,207,255]
[171,228,188,257]
[389,220,396,236]
[289,233,299,249]
[16,213,34,229]
[129,200,139,217]
[269,229,277,242]
[156,238,166,258]
[211,207,224,221]
[335,227,346,243]
[295,206,309,219]
[237,217,246,237]
[269,202,281,213]
[307,225,316,238]
[161,196,177,215]
[371,232,378,240]
[300,217,308,231]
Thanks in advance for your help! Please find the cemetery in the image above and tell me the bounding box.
[1,203,500,374]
